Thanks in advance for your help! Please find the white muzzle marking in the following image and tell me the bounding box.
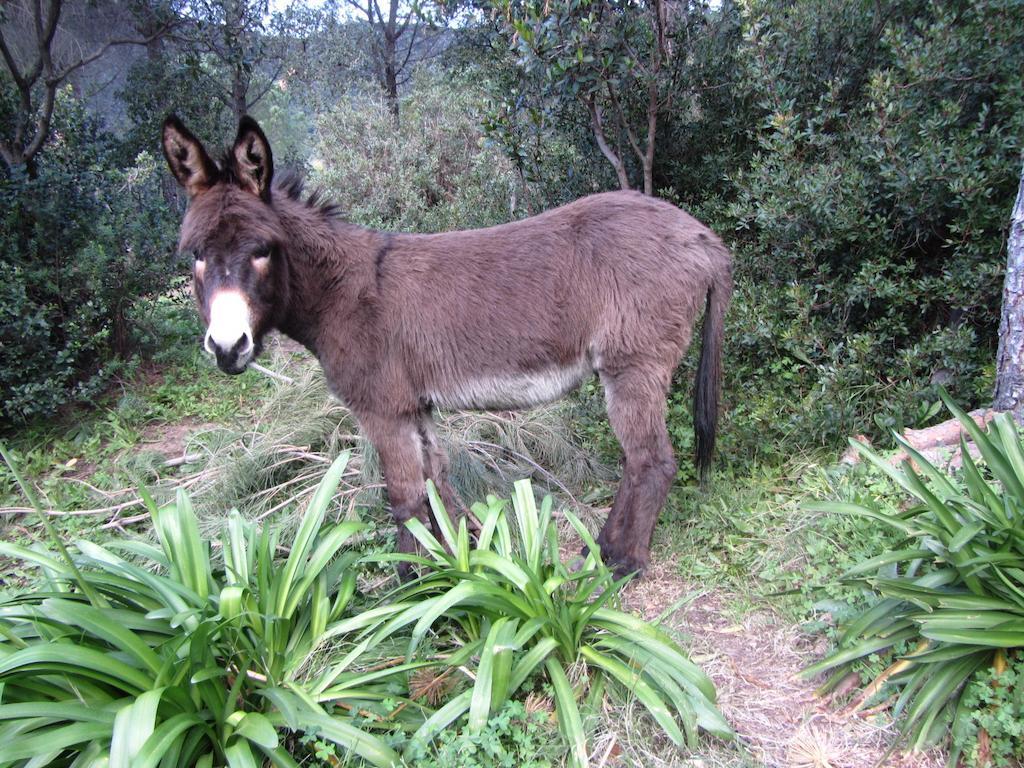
[204,290,255,363]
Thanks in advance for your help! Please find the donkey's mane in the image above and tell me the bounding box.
[276,171,344,219]
[216,153,344,220]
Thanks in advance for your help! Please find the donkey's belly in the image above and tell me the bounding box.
[429,360,593,411]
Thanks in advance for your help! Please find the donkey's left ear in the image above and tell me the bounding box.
[230,116,274,201]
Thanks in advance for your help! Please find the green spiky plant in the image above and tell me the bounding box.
[368,479,732,767]
[805,396,1024,764]
[0,451,419,768]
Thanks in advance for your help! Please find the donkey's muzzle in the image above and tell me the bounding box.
[205,330,254,375]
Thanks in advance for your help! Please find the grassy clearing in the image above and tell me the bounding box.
[0,302,272,515]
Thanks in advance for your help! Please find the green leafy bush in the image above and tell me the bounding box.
[0,92,181,423]
[714,0,1024,449]
[0,452,409,767]
[805,397,1024,762]
[310,69,518,233]
[369,480,731,767]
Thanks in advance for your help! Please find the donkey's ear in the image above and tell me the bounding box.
[161,115,218,197]
[230,116,274,201]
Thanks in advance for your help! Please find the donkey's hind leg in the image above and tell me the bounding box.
[362,413,432,581]
[598,367,677,577]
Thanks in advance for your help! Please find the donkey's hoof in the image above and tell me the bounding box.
[583,540,621,568]
[396,560,417,583]
[610,555,646,581]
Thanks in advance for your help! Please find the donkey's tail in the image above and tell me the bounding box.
[693,271,730,486]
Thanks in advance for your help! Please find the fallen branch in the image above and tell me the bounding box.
[0,498,144,518]
[902,408,997,451]
[250,362,295,385]
[842,409,1001,469]
[163,452,205,468]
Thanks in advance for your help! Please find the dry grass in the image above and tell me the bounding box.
[593,555,946,768]
[70,334,611,538]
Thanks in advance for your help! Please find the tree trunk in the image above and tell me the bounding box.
[232,64,248,121]
[642,80,657,196]
[586,97,631,191]
[380,0,400,125]
[383,31,399,123]
[994,160,1024,415]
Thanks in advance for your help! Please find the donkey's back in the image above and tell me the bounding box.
[379,191,731,413]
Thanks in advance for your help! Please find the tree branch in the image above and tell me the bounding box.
[397,19,420,73]
[52,24,176,83]
[585,94,631,190]
[22,81,56,162]
[607,83,643,164]
[245,61,286,110]
[0,28,29,91]
[396,4,415,38]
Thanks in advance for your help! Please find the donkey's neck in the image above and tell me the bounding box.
[273,198,378,354]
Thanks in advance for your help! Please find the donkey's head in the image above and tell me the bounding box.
[161,115,289,375]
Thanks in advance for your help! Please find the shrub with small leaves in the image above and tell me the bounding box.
[404,699,558,768]
[957,654,1024,768]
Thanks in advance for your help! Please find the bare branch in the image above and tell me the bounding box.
[0,28,29,91]
[52,25,176,83]
[607,83,643,163]
[370,0,385,26]
[22,81,56,162]
[245,60,286,109]
[396,18,420,72]
[395,4,415,38]
[40,0,61,54]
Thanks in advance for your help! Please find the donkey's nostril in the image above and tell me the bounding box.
[235,330,254,358]
[205,330,252,363]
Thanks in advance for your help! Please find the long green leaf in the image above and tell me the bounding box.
[110,688,163,768]
[275,452,350,617]
[546,657,588,768]
[40,599,163,676]
[0,644,154,692]
[580,644,684,746]
[2,721,111,761]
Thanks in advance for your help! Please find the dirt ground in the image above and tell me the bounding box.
[619,558,945,768]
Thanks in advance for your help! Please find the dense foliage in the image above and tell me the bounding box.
[311,72,519,232]
[716,0,1024,449]
[2,0,1021,440]
[478,0,1024,460]
[0,95,180,422]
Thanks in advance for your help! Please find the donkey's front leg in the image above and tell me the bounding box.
[418,411,478,534]
[362,414,431,581]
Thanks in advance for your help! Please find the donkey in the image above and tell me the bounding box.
[161,115,732,578]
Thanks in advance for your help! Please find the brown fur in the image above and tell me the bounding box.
[162,115,733,578]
